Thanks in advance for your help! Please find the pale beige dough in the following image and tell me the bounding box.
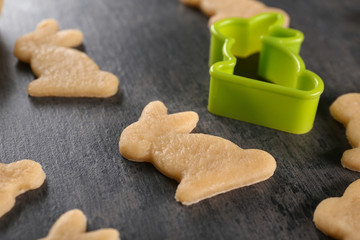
[313,179,360,240]
[330,93,360,172]
[119,101,276,205]
[181,0,290,27]
[341,149,360,172]
[14,19,119,98]
[0,159,46,218]
[0,0,3,14]
[40,209,120,240]
[27,45,119,98]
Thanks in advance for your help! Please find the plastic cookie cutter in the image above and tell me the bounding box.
[208,13,324,134]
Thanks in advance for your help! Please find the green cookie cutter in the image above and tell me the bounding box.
[208,13,324,134]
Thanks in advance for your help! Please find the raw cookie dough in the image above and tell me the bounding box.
[0,159,46,218]
[181,0,290,27]
[14,19,119,98]
[119,101,276,205]
[313,179,360,240]
[330,93,360,172]
[40,209,120,240]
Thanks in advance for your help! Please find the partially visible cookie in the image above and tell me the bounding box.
[0,0,3,15]
[40,209,120,240]
[341,148,360,172]
[313,179,360,240]
[330,93,360,172]
[0,159,46,218]
[181,0,290,27]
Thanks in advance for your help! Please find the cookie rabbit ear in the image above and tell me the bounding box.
[14,19,60,63]
[140,101,168,120]
[36,19,59,33]
[54,30,83,48]
[9,160,46,189]
[40,209,87,240]
[330,93,360,125]
[167,112,199,133]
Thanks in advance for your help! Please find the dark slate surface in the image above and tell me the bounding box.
[0,0,359,239]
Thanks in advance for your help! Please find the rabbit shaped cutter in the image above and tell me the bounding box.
[119,101,276,205]
[14,19,119,98]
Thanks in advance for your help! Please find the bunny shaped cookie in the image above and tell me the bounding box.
[119,101,276,205]
[313,179,360,240]
[330,93,360,172]
[0,159,46,218]
[40,209,120,240]
[14,19,119,98]
[181,0,290,27]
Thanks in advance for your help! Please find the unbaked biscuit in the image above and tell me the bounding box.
[14,19,119,98]
[330,93,360,172]
[313,179,360,240]
[119,101,276,205]
[40,209,120,240]
[0,159,46,218]
[27,45,119,98]
[181,0,290,27]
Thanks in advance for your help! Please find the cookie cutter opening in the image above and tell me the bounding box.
[208,13,324,134]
